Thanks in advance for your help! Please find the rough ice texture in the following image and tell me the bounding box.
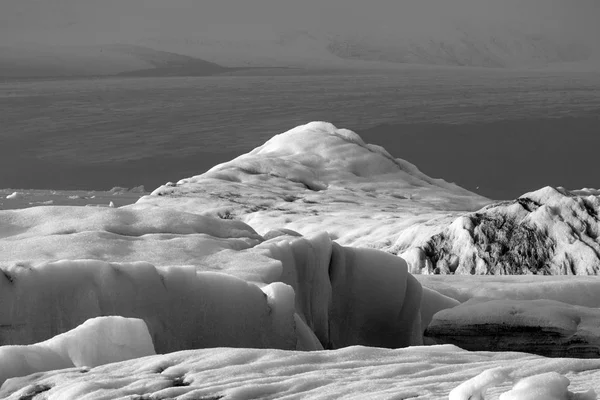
[0,316,155,385]
[426,298,600,358]
[1,345,600,400]
[408,186,600,274]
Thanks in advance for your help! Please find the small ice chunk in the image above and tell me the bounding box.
[449,367,512,400]
[499,372,597,400]
[6,192,23,200]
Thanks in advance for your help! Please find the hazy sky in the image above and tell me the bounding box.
[1,0,598,46]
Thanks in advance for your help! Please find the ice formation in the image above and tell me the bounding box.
[0,206,431,353]
[1,121,600,397]
[0,316,155,385]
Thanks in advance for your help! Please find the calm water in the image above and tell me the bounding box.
[1,68,599,199]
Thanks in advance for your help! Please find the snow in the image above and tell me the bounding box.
[0,316,155,386]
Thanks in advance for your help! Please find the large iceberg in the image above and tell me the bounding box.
[1,121,600,397]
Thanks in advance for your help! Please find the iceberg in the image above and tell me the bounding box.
[1,121,600,398]
[426,298,600,357]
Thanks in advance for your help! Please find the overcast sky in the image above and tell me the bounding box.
[1,0,598,46]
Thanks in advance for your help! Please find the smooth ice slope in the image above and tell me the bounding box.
[2,345,600,399]
[0,316,155,385]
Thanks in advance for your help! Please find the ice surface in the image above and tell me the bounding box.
[0,316,155,385]
[2,345,600,399]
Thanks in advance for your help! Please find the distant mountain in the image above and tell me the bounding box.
[2,0,598,73]
[325,22,593,68]
[0,44,228,78]
[107,44,228,77]
[136,25,597,70]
